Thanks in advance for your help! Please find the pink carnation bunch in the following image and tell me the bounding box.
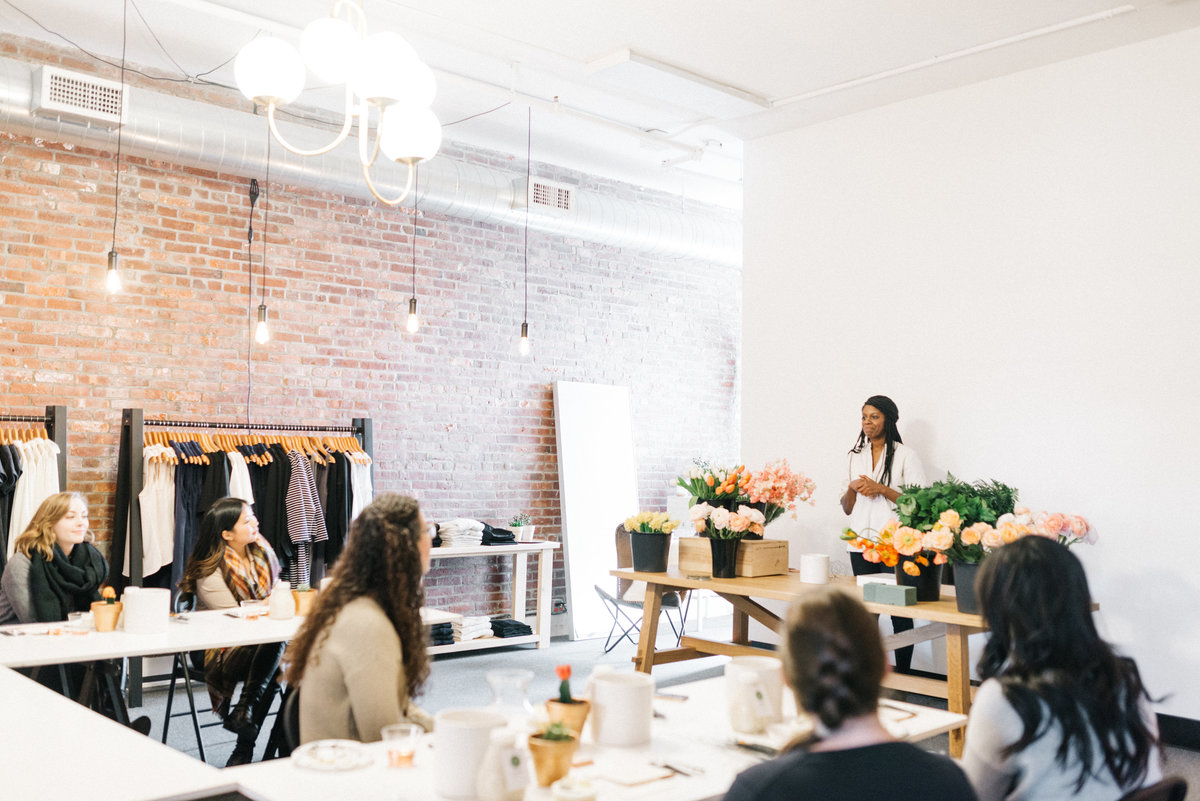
[743,459,816,521]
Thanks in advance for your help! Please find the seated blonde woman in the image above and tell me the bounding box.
[722,586,977,801]
[0,492,105,624]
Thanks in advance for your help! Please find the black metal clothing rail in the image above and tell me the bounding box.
[110,408,373,705]
[142,419,357,433]
[0,405,68,489]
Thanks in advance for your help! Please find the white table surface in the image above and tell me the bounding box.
[0,609,304,668]
[0,665,224,801]
[219,673,967,801]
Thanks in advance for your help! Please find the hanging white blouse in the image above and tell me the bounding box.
[7,438,62,558]
[124,443,176,577]
[227,451,255,505]
[349,460,374,523]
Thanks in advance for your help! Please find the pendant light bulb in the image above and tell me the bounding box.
[518,321,530,356]
[406,297,420,333]
[255,303,270,344]
[105,250,121,294]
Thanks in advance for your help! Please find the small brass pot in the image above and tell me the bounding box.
[292,590,317,616]
[527,733,577,787]
[546,698,591,736]
[91,601,123,632]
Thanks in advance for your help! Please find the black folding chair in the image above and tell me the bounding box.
[594,584,690,653]
[159,592,218,761]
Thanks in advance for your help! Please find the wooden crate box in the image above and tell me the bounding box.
[677,537,789,577]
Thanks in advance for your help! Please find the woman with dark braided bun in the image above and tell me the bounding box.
[287,493,435,743]
[722,587,977,801]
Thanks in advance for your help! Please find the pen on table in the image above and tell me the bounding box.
[734,740,778,758]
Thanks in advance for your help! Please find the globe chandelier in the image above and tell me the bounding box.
[233,0,442,206]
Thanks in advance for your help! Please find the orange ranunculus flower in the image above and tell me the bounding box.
[555,665,571,681]
[960,523,987,546]
[693,520,707,534]
[894,526,923,556]
[749,523,764,536]
[727,514,750,533]
[923,525,954,552]
[902,560,921,576]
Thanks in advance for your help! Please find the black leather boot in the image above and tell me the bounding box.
[222,642,284,738]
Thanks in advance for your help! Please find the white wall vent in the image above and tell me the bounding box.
[31,66,127,128]
[513,177,574,215]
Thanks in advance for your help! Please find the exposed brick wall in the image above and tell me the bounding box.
[0,42,741,619]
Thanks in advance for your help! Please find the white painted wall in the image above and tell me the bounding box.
[743,27,1200,719]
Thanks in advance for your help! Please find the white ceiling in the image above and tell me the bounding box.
[5,0,1200,208]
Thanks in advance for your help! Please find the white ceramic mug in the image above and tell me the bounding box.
[799,553,830,584]
[724,656,784,733]
[590,672,655,746]
[433,708,506,798]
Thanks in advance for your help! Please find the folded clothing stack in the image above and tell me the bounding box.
[453,615,493,642]
[438,518,486,547]
[429,622,454,646]
[490,618,533,638]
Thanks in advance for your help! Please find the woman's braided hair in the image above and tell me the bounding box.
[781,587,884,732]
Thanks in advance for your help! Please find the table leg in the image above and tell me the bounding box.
[634,582,664,673]
[535,547,552,648]
[732,607,749,645]
[946,623,971,758]
[511,550,528,624]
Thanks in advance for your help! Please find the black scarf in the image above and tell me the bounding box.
[27,542,108,623]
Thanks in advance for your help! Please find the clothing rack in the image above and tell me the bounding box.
[0,405,67,489]
[110,408,373,705]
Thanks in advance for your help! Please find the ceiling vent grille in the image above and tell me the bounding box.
[513,177,573,215]
[31,66,127,128]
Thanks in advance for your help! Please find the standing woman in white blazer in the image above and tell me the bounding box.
[839,395,927,672]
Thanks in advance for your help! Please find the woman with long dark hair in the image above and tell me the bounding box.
[722,587,976,801]
[963,537,1161,800]
[179,497,285,766]
[287,493,434,743]
[839,394,926,671]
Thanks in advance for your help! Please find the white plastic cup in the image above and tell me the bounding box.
[432,708,506,798]
[590,672,655,746]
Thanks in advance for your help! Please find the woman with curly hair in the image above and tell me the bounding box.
[722,587,976,801]
[287,493,434,743]
[963,537,1161,801]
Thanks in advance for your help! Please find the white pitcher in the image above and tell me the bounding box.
[590,672,655,747]
[724,656,784,733]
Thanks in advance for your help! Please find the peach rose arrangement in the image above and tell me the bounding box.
[689,502,767,540]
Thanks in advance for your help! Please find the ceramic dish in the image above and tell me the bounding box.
[292,739,374,771]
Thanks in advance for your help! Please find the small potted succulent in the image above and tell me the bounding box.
[545,664,590,735]
[509,512,535,542]
[527,720,577,787]
[91,585,122,632]
[291,583,318,616]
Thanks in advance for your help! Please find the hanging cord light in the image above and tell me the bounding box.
[255,133,272,344]
[406,164,420,333]
[106,0,129,294]
[519,107,531,357]
[245,177,260,416]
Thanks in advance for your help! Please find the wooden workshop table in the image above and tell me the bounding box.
[612,567,986,757]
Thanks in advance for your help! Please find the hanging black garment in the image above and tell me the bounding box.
[258,443,292,564]
[170,458,205,594]
[322,452,351,568]
[197,449,231,521]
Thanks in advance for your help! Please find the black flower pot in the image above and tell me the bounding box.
[630,531,670,573]
[709,538,741,579]
[953,561,981,614]
[894,553,943,602]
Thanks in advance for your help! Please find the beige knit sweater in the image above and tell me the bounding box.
[298,595,432,743]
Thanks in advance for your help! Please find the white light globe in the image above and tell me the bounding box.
[300,17,360,84]
[234,37,306,105]
[379,105,442,163]
[350,31,419,106]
